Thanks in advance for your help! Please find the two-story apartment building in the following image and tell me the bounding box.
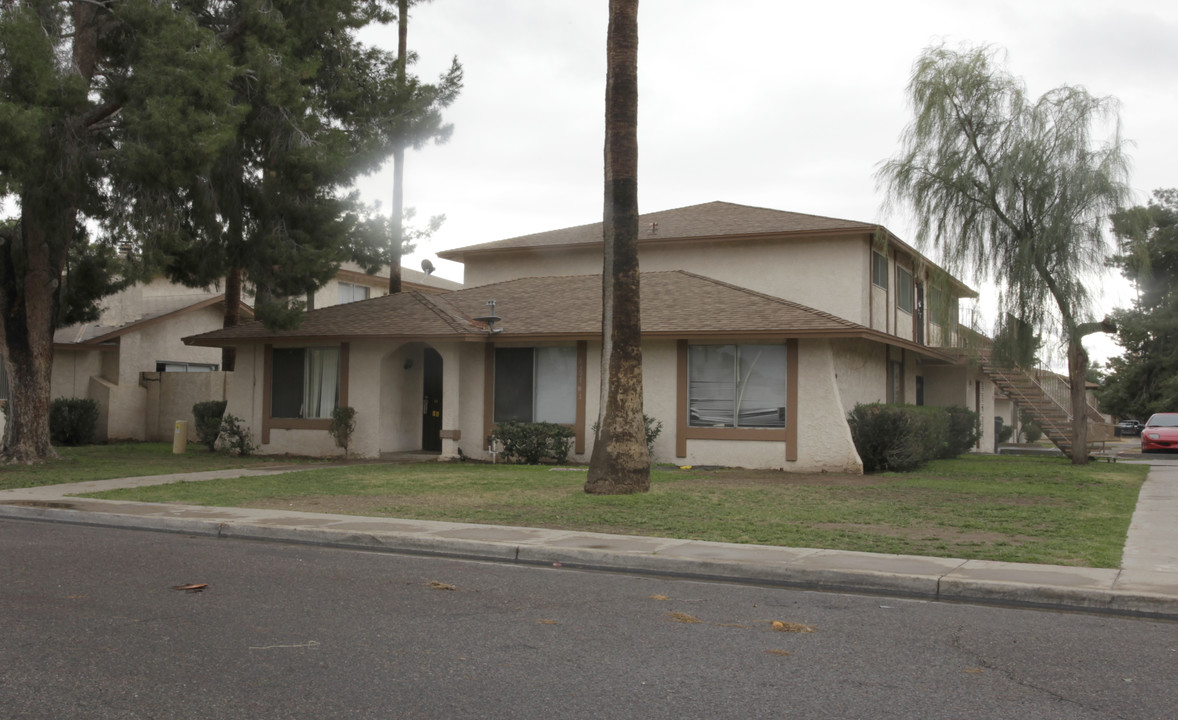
[185,202,995,472]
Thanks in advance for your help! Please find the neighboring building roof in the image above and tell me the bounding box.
[336,263,462,293]
[55,295,254,348]
[438,200,977,298]
[184,271,958,362]
[439,201,874,259]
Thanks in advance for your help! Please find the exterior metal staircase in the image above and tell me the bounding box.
[980,358,1112,456]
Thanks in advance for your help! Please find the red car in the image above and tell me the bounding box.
[1141,413,1178,453]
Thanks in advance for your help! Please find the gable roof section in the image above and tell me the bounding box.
[55,295,254,348]
[438,200,977,299]
[439,201,875,261]
[185,271,956,363]
[185,291,485,345]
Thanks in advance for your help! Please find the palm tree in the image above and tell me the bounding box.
[585,0,649,494]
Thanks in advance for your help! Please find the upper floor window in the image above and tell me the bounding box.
[928,285,954,326]
[271,347,340,419]
[688,344,787,429]
[156,361,218,372]
[871,251,888,289]
[338,282,370,305]
[896,266,914,314]
[493,346,576,424]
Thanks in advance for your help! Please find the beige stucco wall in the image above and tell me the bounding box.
[463,235,873,326]
[141,371,230,442]
[829,339,886,413]
[96,277,220,328]
[51,349,107,400]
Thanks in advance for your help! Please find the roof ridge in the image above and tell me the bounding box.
[413,292,482,334]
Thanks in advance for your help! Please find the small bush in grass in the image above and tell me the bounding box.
[491,421,574,464]
[847,403,950,472]
[215,414,257,456]
[591,414,664,459]
[192,401,228,451]
[329,406,358,456]
[940,405,983,458]
[49,398,100,446]
[997,423,1015,444]
[1018,409,1044,443]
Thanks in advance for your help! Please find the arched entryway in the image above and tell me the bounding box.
[378,342,444,455]
[421,347,443,451]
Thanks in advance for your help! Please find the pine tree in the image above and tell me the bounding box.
[0,1,240,462]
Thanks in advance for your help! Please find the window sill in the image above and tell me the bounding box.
[268,417,332,431]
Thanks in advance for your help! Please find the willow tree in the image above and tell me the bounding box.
[585,0,648,494]
[878,45,1131,464]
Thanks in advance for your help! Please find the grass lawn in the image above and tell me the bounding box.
[0,442,322,491]
[79,454,1149,568]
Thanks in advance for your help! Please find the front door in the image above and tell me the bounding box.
[422,348,443,451]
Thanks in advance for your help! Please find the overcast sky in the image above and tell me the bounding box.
[356,0,1178,367]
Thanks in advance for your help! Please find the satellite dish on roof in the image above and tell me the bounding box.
[421,258,436,279]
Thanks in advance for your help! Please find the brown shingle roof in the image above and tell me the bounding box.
[437,201,876,261]
[185,271,865,346]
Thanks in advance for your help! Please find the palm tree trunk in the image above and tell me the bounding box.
[585,0,648,495]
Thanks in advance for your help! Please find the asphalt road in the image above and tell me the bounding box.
[3,518,1177,720]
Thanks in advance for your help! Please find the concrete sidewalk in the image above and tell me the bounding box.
[3,461,1178,619]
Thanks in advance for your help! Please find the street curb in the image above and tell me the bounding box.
[6,503,1178,620]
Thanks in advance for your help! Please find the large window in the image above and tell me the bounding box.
[896,266,914,314]
[688,344,787,428]
[271,347,340,419]
[338,282,370,305]
[493,347,576,424]
[872,251,888,289]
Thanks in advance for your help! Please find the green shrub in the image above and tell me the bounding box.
[215,413,257,456]
[329,406,358,456]
[49,398,100,446]
[997,423,1015,444]
[1016,409,1044,443]
[940,405,983,458]
[643,414,664,458]
[192,400,228,451]
[593,413,664,459]
[847,403,950,472]
[491,421,574,464]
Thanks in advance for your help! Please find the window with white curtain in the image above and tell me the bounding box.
[271,347,340,419]
[688,344,787,428]
[338,282,370,304]
[493,346,576,424]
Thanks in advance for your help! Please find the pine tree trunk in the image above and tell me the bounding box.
[1,193,70,462]
[585,0,648,495]
[1067,337,1090,465]
[388,0,409,295]
[221,266,242,372]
